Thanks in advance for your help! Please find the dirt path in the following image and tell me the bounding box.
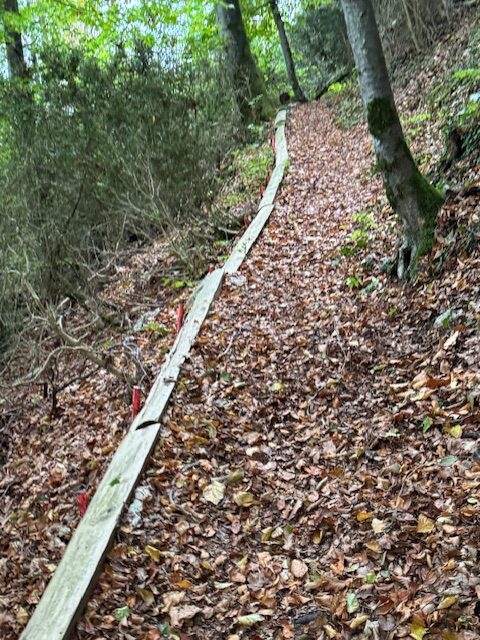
[67,101,480,640]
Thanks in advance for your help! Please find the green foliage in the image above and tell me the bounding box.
[289,1,352,96]
[0,46,240,344]
[341,210,376,256]
[325,77,363,130]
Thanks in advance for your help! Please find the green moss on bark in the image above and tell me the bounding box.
[410,169,444,255]
[367,97,397,138]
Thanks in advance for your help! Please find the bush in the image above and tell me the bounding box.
[290,2,353,95]
[0,46,241,347]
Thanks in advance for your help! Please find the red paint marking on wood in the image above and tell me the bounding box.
[76,491,90,517]
[176,303,185,334]
[131,386,141,420]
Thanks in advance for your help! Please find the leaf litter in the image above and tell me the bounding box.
[1,19,480,640]
[73,90,478,638]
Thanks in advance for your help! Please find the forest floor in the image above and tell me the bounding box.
[2,12,480,640]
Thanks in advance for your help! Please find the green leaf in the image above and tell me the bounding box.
[422,417,433,433]
[438,455,458,467]
[114,606,130,621]
[346,591,360,614]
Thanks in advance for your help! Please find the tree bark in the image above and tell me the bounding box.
[3,0,28,79]
[339,0,443,278]
[268,0,306,103]
[215,0,272,122]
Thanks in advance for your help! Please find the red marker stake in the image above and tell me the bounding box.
[77,491,90,517]
[176,303,185,334]
[260,184,265,198]
[271,136,276,153]
[243,214,250,229]
[132,385,141,420]
[265,168,270,184]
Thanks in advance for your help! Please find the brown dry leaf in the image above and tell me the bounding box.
[161,591,185,612]
[169,604,202,628]
[417,515,435,534]
[291,559,308,578]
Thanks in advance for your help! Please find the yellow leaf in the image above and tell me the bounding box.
[145,545,161,562]
[236,554,248,568]
[234,491,256,507]
[350,615,368,629]
[136,587,155,606]
[365,540,381,553]
[312,529,323,544]
[16,607,29,625]
[417,515,435,534]
[356,512,374,522]
[437,595,457,610]
[410,618,427,640]
[444,424,462,438]
[176,579,193,589]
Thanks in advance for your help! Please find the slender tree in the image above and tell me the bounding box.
[215,0,272,122]
[3,0,28,79]
[268,0,306,103]
[339,0,443,278]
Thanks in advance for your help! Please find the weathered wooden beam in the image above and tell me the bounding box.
[20,108,288,640]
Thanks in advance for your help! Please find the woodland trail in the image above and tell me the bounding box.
[4,94,478,640]
[72,101,480,639]
[71,103,480,640]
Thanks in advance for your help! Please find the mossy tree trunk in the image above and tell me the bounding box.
[3,0,28,79]
[268,0,306,103]
[215,0,273,122]
[339,0,444,278]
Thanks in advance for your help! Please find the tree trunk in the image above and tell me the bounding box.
[215,0,272,122]
[268,0,306,103]
[3,0,28,79]
[339,0,443,278]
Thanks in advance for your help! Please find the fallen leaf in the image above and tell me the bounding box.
[350,614,369,629]
[203,480,225,505]
[438,455,458,467]
[237,613,265,626]
[226,469,244,485]
[291,559,308,578]
[136,587,154,606]
[169,605,202,628]
[410,617,427,640]
[145,545,161,562]
[437,595,457,610]
[371,518,385,533]
[234,491,256,506]
[417,515,435,534]
[444,424,462,438]
[114,606,130,621]
[162,591,185,612]
[356,512,374,522]
[346,591,360,614]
